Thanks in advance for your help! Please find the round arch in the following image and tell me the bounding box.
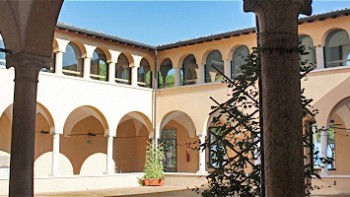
[90,47,108,81]
[61,105,108,175]
[323,28,350,68]
[115,111,152,173]
[158,58,174,89]
[204,49,224,83]
[138,58,153,88]
[157,110,198,172]
[181,54,198,86]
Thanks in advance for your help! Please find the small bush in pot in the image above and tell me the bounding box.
[141,141,165,186]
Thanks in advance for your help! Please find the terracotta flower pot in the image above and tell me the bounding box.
[144,179,164,186]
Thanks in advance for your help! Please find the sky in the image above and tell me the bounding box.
[58,1,350,46]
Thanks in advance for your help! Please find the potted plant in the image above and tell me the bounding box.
[140,141,165,186]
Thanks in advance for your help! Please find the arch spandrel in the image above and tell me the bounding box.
[157,110,197,138]
[115,111,153,138]
[63,105,109,137]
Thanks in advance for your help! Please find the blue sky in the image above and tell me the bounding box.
[58,1,350,46]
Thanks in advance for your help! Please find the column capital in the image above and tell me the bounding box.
[244,0,311,16]
[6,51,51,70]
[244,0,312,35]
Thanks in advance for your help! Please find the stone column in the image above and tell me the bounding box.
[174,67,181,87]
[6,51,50,196]
[108,61,116,83]
[320,128,329,175]
[244,1,312,196]
[196,134,207,174]
[83,56,91,79]
[54,51,63,75]
[106,135,115,174]
[51,133,60,176]
[315,45,325,69]
[196,63,205,84]
[131,65,139,87]
[224,59,231,79]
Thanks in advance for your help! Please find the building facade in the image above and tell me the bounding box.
[0,8,350,195]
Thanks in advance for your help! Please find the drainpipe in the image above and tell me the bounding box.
[152,48,158,146]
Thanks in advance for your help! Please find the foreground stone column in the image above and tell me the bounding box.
[6,51,50,196]
[244,1,312,196]
[51,133,60,176]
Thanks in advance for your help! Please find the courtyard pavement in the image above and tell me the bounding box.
[36,186,202,197]
[35,186,350,197]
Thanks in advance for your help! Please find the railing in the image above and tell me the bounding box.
[90,73,107,81]
[324,44,350,67]
[63,69,82,75]
[115,78,130,84]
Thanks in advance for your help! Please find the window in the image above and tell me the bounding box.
[324,29,350,68]
[208,126,227,169]
[63,42,83,77]
[231,45,249,79]
[160,129,177,172]
[115,53,131,85]
[205,50,224,83]
[91,48,108,81]
[138,58,152,88]
[182,55,197,86]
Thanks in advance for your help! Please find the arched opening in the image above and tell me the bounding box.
[62,42,83,77]
[321,97,350,174]
[205,50,224,83]
[90,48,108,81]
[231,45,249,79]
[138,58,152,88]
[115,112,152,173]
[324,29,350,68]
[0,33,6,67]
[182,54,197,86]
[159,111,198,172]
[158,58,174,89]
[0,103,57,177]
[299,35,316,68]
[115,53,131,85]
[0,106,12,178]
[34,103,55,177]
[62,106,108,175]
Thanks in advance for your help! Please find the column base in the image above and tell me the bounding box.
[196,169,208,174]
[48,173,59,177]
[103,171,115,175]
